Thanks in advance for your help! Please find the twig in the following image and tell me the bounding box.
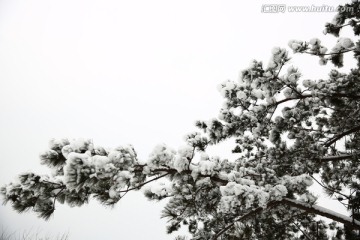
[293,222,314,240]
[118,172,170,193]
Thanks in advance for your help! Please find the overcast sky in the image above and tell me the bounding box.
[0,0,354,239]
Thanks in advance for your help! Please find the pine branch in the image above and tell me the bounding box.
[282,198,360,229]
[118,172,171,193]
[274,93,360,107]
[309,175,349,199]
[211,201,281,240]
[318,154,354,162]
[211,198,360,239]
[324,125,360,147]
[303,48,355,56]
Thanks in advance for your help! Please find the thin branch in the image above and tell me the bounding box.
[118,172,170,193]
[273,60,285,79]
[211,201,281,239]
[53,187,66,210]
[324,125,360,147]
[293,222,314,240]
[318,154,353,162]
[333,19,360,29]
[42,180,64,187]
[310,175,349,199]
[274,94,312,106]
[274,93,360,107]
[303,48,355,56]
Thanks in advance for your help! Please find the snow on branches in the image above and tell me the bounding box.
[3,1,360,239]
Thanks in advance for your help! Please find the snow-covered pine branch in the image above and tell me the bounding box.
[3,1,360,239]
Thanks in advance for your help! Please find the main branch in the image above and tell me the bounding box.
[212,198,360,239]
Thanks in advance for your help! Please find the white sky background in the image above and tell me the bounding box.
[0,0,355,239]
